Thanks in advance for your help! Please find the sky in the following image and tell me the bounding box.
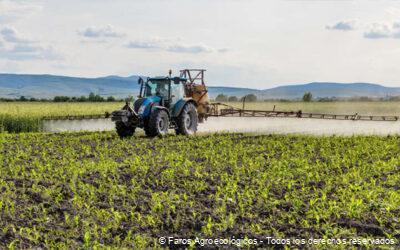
[1,0,400,89]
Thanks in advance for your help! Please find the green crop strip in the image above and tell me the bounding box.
[0,132,399,249]
[0,114,43,133]
[0,102,123,133]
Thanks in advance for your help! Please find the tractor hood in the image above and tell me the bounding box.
[137,96,162,118]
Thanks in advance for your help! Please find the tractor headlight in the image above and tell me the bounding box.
[138,105,145,115]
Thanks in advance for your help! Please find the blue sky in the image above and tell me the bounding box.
[1,0,400,88]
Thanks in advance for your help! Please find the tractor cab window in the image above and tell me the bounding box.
[155,82,169,98]
[143,81,157,97]
[144,79,169,98]
[170,82,185,105]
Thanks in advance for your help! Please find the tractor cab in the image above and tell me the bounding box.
[140,76,187,108]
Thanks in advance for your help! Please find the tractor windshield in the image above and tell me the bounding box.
[143,79,169,98]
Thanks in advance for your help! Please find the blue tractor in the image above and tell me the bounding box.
[111,71,203,137]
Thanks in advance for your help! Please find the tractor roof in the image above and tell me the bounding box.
[149,76,187,81]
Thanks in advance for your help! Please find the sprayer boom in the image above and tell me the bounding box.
[207,103,399,121]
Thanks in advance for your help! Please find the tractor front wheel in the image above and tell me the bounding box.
[116,121,135,138]
[176,103,198,135]
[146,109,169,137]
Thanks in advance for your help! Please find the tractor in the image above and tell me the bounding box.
[111,69,210,137]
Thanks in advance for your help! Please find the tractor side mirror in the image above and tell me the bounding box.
[173,77,180,84]
[138,77,144,85]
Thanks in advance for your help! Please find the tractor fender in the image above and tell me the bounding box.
[172,98,197,118]
[138,96,162,119]
[151,105,170,117]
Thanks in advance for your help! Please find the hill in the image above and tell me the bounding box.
[260,82,400,99]
[0,74,142,99]
[1,74,400,99]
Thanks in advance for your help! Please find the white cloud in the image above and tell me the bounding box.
[78,25,125,38]
[0,27,61,61]
[126,37,166,49]
[385,7,400,17]
[326,19,400,40]
[0,0,42,23]
[326,20,357,31]
[218,48,229,53]
[0,44,59,61]
[167,44,213,53]
[394,22,400,29]
[364,22,400,39]
[0,27,35,43]
[126,37,223,54]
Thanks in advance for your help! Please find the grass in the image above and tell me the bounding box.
[0,132,399,248]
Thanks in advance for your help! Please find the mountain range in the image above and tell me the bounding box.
[1,73,400,100]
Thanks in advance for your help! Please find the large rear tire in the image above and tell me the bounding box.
[146,109,169,137]
[176,103,198,135]
[116,121,135,138]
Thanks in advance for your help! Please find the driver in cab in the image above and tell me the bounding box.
[156,83,168,97]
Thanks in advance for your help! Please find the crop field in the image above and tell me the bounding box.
[0,102,123,133]
[2,101,400,134]
[0,102,124,117]
[0,132,399,248]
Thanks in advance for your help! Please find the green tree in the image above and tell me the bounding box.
[228,96,238,102]
[53,96,71,102]
[78,96,87,102]
[215,94,228,102]
[88,92,96,102]
[87,92,104,102]
[303,92,313,102]
[241,94,257,102]
[107,96,116,102]
[94,94,104,102]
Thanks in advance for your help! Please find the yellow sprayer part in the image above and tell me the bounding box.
[192,84,210,116]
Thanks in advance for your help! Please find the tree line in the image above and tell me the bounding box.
[0,92,125,102]
[215,94,258,102]
[215,93,312,102]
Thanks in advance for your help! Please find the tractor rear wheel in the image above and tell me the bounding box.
[147,109,169,137]
[176,103,198,135]
[116,121,135,138]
